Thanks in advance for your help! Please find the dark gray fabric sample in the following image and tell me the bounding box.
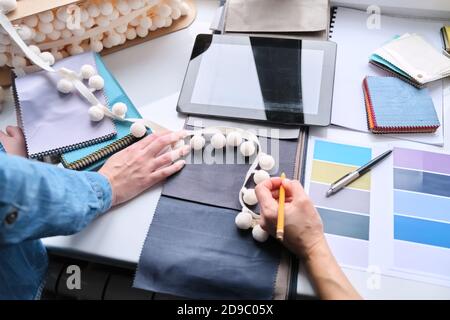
[134,196,281,299]
[163,137,298,210]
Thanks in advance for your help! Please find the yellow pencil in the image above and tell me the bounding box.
[276,173,286,241]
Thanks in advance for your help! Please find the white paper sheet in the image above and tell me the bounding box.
[330,7,447,146]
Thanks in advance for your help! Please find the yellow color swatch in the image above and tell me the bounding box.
[311,160,371,191]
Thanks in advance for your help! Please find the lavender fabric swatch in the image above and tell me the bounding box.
[163,135,298,210]
[134,196,281,299]
[14,52,116,158]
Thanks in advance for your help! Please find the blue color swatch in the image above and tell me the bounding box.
[313,140,372,167]
[394,215,450,249]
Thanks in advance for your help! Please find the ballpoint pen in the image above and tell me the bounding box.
[326,149,392,197]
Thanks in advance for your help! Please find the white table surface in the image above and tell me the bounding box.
[1,0,450,299]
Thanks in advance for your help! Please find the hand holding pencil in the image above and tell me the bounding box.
[255,177,325,258]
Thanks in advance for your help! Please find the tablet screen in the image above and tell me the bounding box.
[191,37,323,116]
[178,34,336,126]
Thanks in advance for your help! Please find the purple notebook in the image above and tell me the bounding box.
[13,52,116,158]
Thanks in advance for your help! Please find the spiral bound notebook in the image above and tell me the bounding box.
[13,52,116,159]
[363,76,440,133]
[61,54,147,171]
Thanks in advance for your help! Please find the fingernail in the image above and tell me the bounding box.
[178,130,188,138]
[177,159,186,168]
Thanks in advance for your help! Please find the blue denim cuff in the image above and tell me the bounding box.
[84,172,113,215]
[0,142,5,153]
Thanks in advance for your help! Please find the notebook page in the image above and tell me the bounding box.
[330,7,446,146]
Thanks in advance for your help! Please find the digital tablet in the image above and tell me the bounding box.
[177,34,337,126]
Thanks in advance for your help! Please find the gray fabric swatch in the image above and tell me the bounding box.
[163,136,298,210]
[134,196,281,299]
[14,52,116,158]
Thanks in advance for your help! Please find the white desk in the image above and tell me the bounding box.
[1,0,450,299]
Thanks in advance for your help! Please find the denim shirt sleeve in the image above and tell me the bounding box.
[0,150,113,245]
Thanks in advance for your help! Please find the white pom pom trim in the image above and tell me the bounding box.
[235,210,253,230]
[252,224,269,242]
[112,102,128,117]
[130,121,147,138]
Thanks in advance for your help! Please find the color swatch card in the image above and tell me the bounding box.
[304,139,373,270]
[305,138,450,287]
[390,148,450,285]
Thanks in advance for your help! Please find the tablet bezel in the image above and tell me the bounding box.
[177,34,336,127]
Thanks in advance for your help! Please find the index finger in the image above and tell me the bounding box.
[144,130,187,157]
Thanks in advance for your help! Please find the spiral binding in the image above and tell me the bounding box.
[62,134,140,170]
[329,7,337,39]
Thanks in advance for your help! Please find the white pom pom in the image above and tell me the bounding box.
[115,24,128,34]
[253,170,270,185]
[17,25,34,41]
[243,188,258,206]
[125,27,137,40]
[38,11,54,23]
[235,211,253,230]
[139,16,152,29]
[190,134,205,150]
[40,51,55,65]
[51,50,63,61]
[0,53,8,67]
[157,4,172,17]
[240,141,256,157]
[164,17,173,27]
[96,16,110,27]
[67,44,84,55]
[24,15,38,28]
[211,132,226,149]
[259,153,275,171]
[47,30,61,41]
[72,26,86,37]
[56,7,68,21]
[57,78,74,94]
[112,102,127,117]
[130,122,147,138]
[38,22,53,34]
[252,224,269,242]
[80,8,89,23]
[87,3,100,18]
[109,9,120,20]
[90,40,103,53]
[129,0,144,10]
[180,2,190,15]
[28,45,41,55]
[88,105,105,122]
[83,17,95,29]
[11,56,26,68]
[81,64,96,79]
[171,7,181,20]
[88,75,104,90]
[226,131,242,147]
[129,17,140,27]
[107,32,121,46]
[0,0,17,14]
[153,16,166,28]
[116,0,131,15]
[99,2,113,16]
[136,26,148,38]
[61,29,72,39]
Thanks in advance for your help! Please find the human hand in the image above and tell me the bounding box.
[255,177,325,259]
[99,130,190,206]
[0,126,27,157]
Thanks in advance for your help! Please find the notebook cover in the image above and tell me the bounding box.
[363,76,440,133]
[13,52,116,159]
[61,54,149,171]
